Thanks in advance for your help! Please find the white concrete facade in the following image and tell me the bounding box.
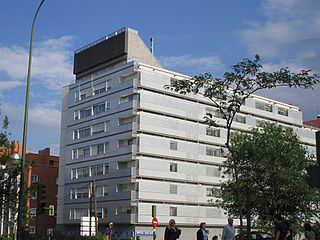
[57,28,317,239]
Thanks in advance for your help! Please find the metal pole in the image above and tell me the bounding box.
[16,1,45,239]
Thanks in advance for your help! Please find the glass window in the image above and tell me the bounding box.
[105,101,111,111]
[92,122,105,135]
[235,115,246,124]
[31,175,38,183]
[79,127,91,138]
[170,207,177,216]
[29,226,36,234]
[29,208,37,217]
[206,128,220,137]
[74,111,79,120]
[170,184,177,194]
[72,150,77,159]
[170,141,177,150]
[73,129,78,139]
[97,143,104,154]
[255,101,272,112]
[103,208,108,218]
[128,139,134,146]
[278,107,288,116]
[170,162,177,172]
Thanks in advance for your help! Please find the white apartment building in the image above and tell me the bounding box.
[57,27,318,239]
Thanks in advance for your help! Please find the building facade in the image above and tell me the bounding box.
[26,148,59,239]
[57,27,318,239]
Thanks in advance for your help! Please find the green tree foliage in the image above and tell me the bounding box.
[219,124,319,234]
[164,55,320,234]
[0,106,20,238]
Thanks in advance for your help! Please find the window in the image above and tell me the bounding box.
[31,175,38,183]
[235,115,246,124]
[119,116,135,125]
[31,192,37,200]
[103,208,108,218]
[256,119,266,127]
[80,88,92,100]
[79,127,91,138]
[170,207,177,216]
[170,162,177,172]
[96,208,103,218]
[206,167,221,177]
[105,100,111,110]
[70,208,88,220]
[29,208,37,217]
[206,187,213,197]
[105,142,110,152]
[128,139,134,146]
[107,80,111,91]
[80,107,92,119]
[170,141,177,150]
[278,107,288,116]
[170,184,177,194]
[74,110,79,120]
[96,185,108,197]
[214,109,226,119]
[72,150,77,159]
[93,82,106,95]
[29,226,36,234]
[71,187,89,199]
[255,101,272,112]
[206,147,221,157]
[90,165,104,176]
[73,129,78,140]
[92,122,105,135]
[206,128,220,137]
[93,103,105,115]
[78,147,90,158]
[119,95,134,104]
[77,167,89,179]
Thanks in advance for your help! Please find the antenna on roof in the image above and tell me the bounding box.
[150,37,154,55]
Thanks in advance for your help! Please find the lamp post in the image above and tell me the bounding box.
[16,1,45,239]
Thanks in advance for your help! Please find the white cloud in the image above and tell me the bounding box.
[0,35,74,91]
[1,101,61,129]
[0,80,25,90]
[239,0,320,72]
[158,54,224,73]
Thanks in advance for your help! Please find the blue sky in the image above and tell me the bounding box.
[0,0,319,155]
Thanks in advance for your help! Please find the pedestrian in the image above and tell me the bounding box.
[312,222,320,240]
[164,219,181,240]
[212,236,218,240]
[274,214,288,240]
[222,217,235,240]
[197,222,208,240]
[284,221,293,240]
[105,222,117,240]
[304,223,315,240]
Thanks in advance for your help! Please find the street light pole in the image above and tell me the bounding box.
[16,1,45,239]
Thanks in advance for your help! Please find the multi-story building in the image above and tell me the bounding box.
[26,148,59,239]
[0,145,58,239]
[304,115,320,129]
[57,27,318,239]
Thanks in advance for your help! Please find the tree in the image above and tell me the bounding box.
[0,106,20,238]
[219,124,320,234]
[164,55,320,236]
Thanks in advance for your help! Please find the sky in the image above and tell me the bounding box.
[0,0,319,155]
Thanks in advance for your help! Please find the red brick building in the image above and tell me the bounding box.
[304,115,320,128]
[25,148,59,239]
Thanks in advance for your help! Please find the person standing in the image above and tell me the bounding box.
[304,223,315,240]
[274,215,288,240]
[164,219,181,240]
[222,217,235,240]
[197,222,208,240]
[105,222,117,240]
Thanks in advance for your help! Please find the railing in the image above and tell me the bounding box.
[75,27,138,54]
